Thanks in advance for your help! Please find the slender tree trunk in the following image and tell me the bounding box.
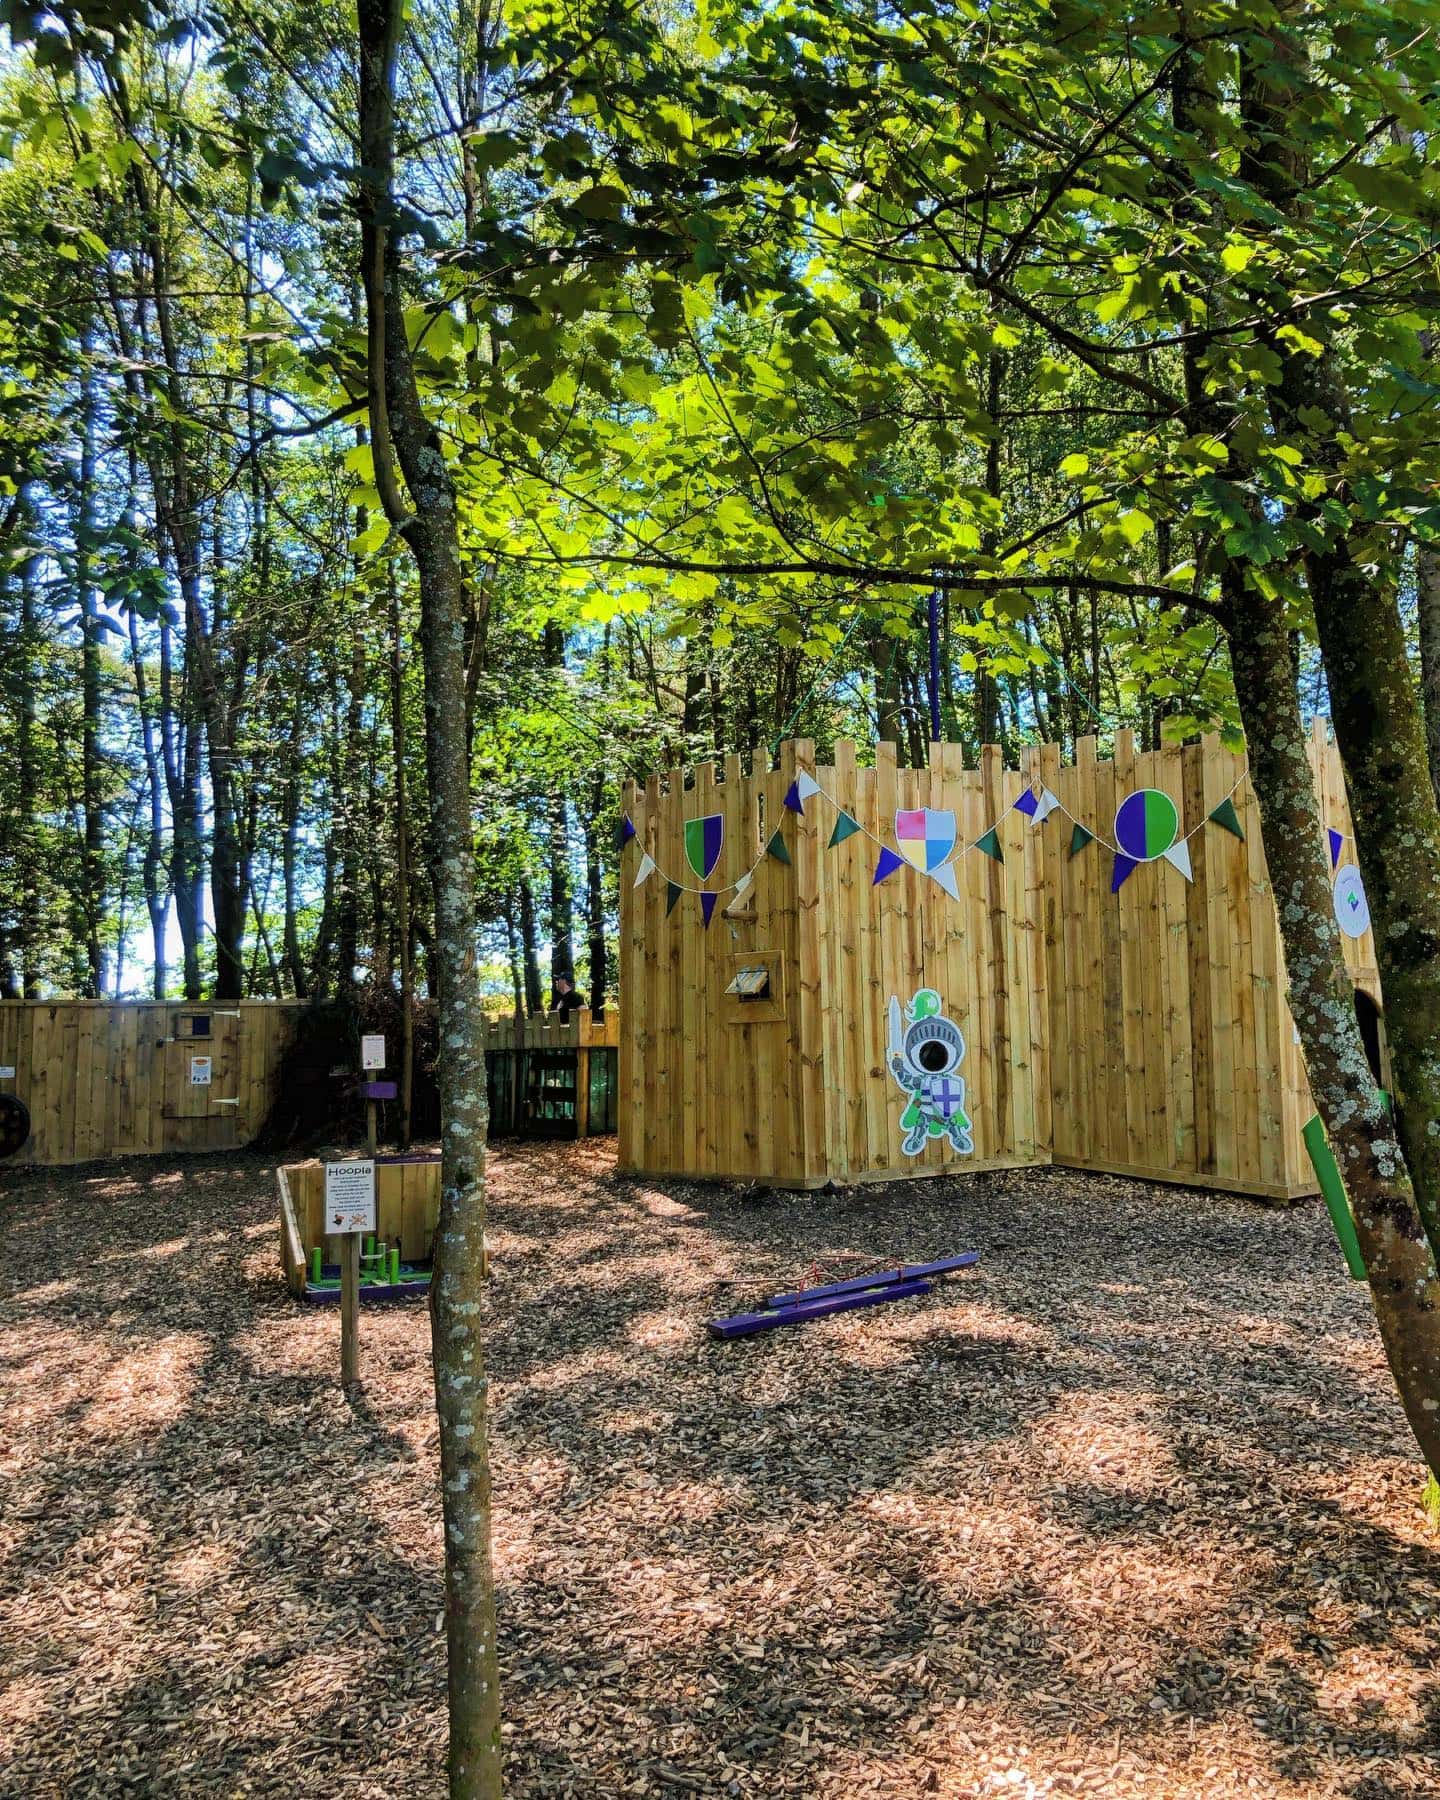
[389,570,415,1148]
[584,779,607,1013]
[128,606,169,999]
[1417,542,1440,808]
[518,879,543,1015]
[357,2,500,1789]
[76,350,106,996]
[274,686,307,997]
[16,493,41,997]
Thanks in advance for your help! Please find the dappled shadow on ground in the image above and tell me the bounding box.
[0,1143,1436,1797]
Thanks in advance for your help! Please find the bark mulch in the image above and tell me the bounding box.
[1,1142,1437,1798]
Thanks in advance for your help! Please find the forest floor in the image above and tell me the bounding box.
[1,1141,1437,1799]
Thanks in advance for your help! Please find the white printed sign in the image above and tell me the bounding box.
[190,1056,212,1087]
[1333,865,1371,941]
[325,1160,376,1234]
[0,1066,13,1080]
[361,1034,387,1072]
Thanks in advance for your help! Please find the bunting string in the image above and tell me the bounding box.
[616,760,1258,906]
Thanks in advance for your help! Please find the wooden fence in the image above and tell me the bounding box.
[0,1000,305,1168]
[480,1008,620,1139]
[277,1157,441,1296]
[618,723,1379,1200]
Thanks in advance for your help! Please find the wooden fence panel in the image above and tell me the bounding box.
[0,1001,304,1169]
[619,728,1375,1199]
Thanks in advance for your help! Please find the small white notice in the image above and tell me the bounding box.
[0,1066,13,1080]
[190,1056,212,1087]
[326,1159,376,1234]
[1333,864,1371,941]
[361,1034,387,1072]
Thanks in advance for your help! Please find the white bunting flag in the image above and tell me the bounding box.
[1032,786,1061,823]
[795,771,822,802]
[1161,838,1193,881]
[633,852,656,887]
[930,861,961,900]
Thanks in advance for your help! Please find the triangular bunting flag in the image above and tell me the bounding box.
[614,813,636,850]
[665,881,683,916]
[699,892,718,927]
[974,828,1003,863]
[1013,788,1039,818]
[1069,822,1095,856]
[1033,786,1060,823]
[782,780,803,814]
[873,846,905,885]
[1328,828,1344,868]
[725,873,754,912]
[1208,797,1244,841]
[633,853,656,888]
[828,812,862,848]
[1161,838,1193,881]
[930,861,961,900]
[764,828,792,865]
[797,772,821,802]
[1111,853,1138,892]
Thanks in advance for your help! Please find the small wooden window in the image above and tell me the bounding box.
[722,950,785,1024]
[180,1013,212,1040]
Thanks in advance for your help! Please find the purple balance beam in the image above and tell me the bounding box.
[708,1278,932,1340]
[766,1251,979,1311]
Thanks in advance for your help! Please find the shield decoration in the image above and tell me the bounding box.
[894,808,958,875]
[683,813,724,880]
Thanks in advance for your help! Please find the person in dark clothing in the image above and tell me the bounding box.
[552,973,586,1021]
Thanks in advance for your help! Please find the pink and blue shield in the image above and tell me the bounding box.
[895,808,958,874]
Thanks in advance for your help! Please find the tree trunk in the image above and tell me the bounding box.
[357,0,501,1789]
[584,779,607,1014]
[1169,15,1440,1475]
[518,879,543,1016]
[1417,542,1440,808]
[389,569,415,1148]
[1236,12,1440,1263]
[76,350,106,996]
[1226,574,1440,1475]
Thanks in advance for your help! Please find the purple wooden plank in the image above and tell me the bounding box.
[767,1252,978,1310]
[362,1080,399,1100]
[708,1279,932,1340]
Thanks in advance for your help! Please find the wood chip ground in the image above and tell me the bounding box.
[1,1142,1437,1796]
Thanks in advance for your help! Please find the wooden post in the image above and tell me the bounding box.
[340,1231,360,1388]
[366,1096,378,1156]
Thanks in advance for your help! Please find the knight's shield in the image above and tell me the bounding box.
[894,808,958,874]
[683,814,724,880]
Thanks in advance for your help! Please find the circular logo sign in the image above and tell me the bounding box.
[1333,864,1371,940]
[1114,788,1180,862]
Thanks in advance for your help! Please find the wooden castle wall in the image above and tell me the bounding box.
[618,723,1378,1200]
[0,1000,304,1168]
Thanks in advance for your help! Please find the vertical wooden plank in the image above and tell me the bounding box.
[789,737,826,1183]
[376,1162,405,1249]
[616,775,639,1168]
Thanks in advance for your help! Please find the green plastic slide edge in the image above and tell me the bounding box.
[1301,1114,1369,1281]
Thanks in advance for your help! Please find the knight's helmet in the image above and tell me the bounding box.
[903,989,964,1077]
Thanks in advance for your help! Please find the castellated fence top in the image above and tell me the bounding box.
[616,723,1380,1199]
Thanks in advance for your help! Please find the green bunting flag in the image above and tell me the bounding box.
[974,827,1003,863]
[1069,822,1095,856]
[828,812,862,848]
[765,828,792,866]
[665,881,683,916]
[1208,797,1245,841]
